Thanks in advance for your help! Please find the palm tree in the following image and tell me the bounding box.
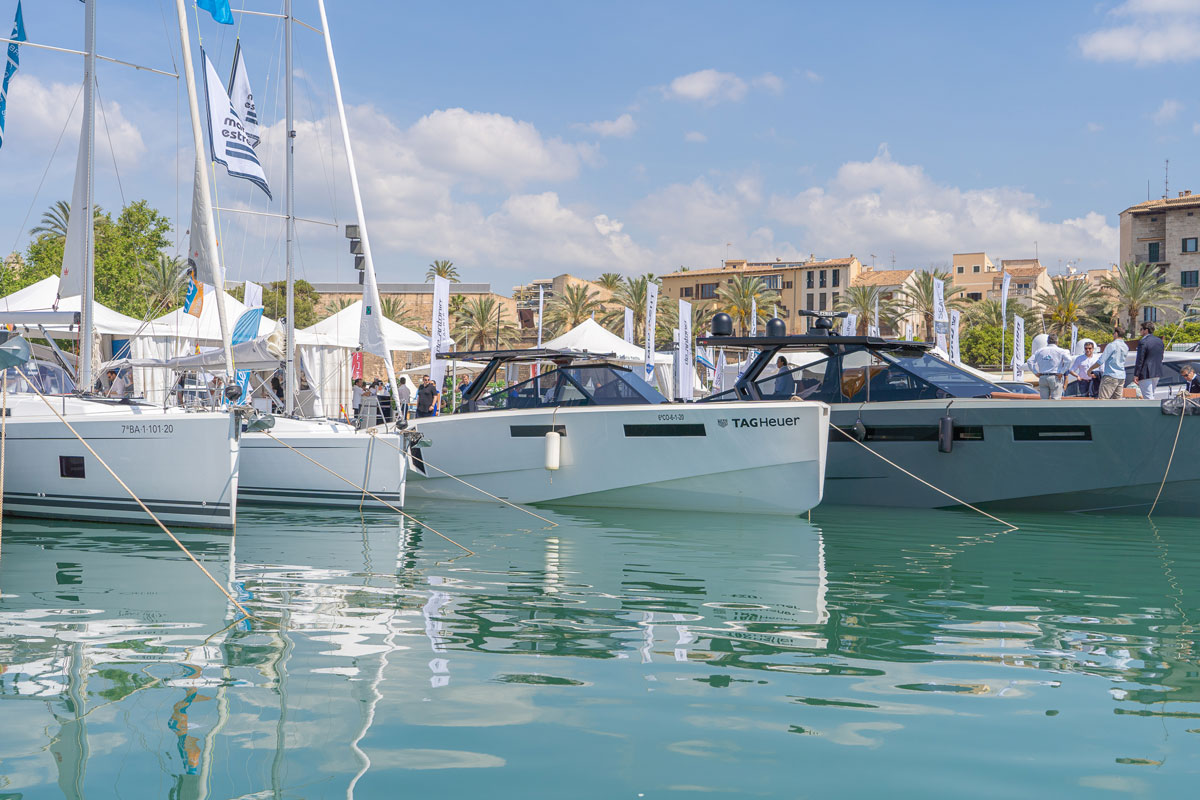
[961,298,1035,330]
[425,259,460,283]
[141,253,189,312]
[657,299,718,346]
[1100,261,1182,330]
[715,276,781,335]
[1034,276,1105,335]
[901,269,966,340]
[320,296,357,320]
[452,296,518,350]
[29,200,105,240]
[595,272,623,291]
[600,276,653,340]
[381,296,425,331]
[542,284,604,336]
[834,285,905,335]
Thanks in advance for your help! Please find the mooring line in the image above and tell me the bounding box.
[828,420,1017,530]
[367,430,559,528]
[1148,394,1193,519]
[261,431,475,555]
[16,367,261,621]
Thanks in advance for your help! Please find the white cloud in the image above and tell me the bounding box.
[574,113,636,138]
[766,145,1118,268]
[1086,121,1104,132]
[5,75,146,168]
[1080,0,1200,64]
[752,73,784,94]
[1153,98,1182,124]
[804,70,823,83]
[1193,122,1200,134]
[666,69,747,104]
[684,131,707,143]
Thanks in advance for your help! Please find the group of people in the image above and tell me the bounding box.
[349,373,452,425]
[1024,322,1181,400]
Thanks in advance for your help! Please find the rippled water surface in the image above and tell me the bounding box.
[0,502,1198,798]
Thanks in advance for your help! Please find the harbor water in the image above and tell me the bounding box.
[0,502,1197,797]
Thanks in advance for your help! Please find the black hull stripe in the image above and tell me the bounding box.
[3,493,232,518]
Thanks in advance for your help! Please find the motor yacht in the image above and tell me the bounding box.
[405,349,829,515]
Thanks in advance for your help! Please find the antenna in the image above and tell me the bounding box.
[1165,159,1170,198]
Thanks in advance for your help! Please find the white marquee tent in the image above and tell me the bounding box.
[540,318,687,396]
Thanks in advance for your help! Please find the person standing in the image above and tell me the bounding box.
[351,378,365,419]
[1097,327,1131,400]
[1024,333,1073,399]
[1070,340,1100,398]
[415,375,440,419]
[1134,321,1165,399]
[395,376,412,425]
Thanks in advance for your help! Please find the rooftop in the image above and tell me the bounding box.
[664,256,856,279]
[1123,192,1200,214]
[851,268,914,287]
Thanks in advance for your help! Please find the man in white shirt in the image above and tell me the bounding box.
[105,369,127,399]
[1069,339,1100,398]
[395,376,412,425]
[1024,333,1073,399]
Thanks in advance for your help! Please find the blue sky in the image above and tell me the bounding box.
[3,0,1200,290]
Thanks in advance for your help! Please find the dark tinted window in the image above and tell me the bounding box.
[474,364,666,411]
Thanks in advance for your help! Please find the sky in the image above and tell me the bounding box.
[3,0,1200,291]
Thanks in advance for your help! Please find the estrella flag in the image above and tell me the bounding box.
[183,276,204,318]
[197,0,234,25]
[0,1,27,153]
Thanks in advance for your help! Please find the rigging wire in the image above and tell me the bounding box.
[9,86,83,259]
[93,77,126,210]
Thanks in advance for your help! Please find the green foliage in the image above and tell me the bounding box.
[834,285,905,334]
[716,275,780,335]
[452,296,518,349]
[595,272,623,290]
[1033,275,1105,334]
[426,259,460,282]
[260,279,320,329]
[959,324,1034,368]
[1101,261,1181,330]
[1156,321,1200,346]
[543,283,604,336]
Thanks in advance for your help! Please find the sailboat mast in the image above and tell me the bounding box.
[284,0,295,415]
[316,0,399,402]
[79,0,96,392]
[173,0,234,379]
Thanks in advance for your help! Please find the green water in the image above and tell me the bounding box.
[0,503,1197,798]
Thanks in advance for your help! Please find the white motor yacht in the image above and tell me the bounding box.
[406,349,829,515]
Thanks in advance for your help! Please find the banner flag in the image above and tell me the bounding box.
[904,321,913,341]
[644,281,658,383]
[227,41,260,148]
[536,284,544,347]
[230,306,263,403]
[1013,315,1026,380]
[198,0,234,25]
[202,49,270,198]
[429,276,451,388]
[623,306,634,344]
[183,276,205,318]
[749,298,757,337]
[0,1,26,153]
[948,309,962,365]
[715,348,727,393]
[1070,323,1078,354]
[243,280,263,309]
[841,314,857,337]
[1000,273,1011,330]
[676,300,692,401]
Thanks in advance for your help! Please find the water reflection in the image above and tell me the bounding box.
[0,504,1197,798]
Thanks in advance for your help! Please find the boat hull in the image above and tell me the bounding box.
[238,418,407,509]
[406,402,829,515]
[0,398,239,529]
[823,398,1200,515]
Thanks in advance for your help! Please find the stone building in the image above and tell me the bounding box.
[1119,192,1200,321]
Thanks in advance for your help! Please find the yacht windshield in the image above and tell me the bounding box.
[474,364,667,411]
[2,359,76,395]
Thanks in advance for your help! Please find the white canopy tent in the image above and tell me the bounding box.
[296,300,430,418]
[0,276,152,337]
[539,318,682,396]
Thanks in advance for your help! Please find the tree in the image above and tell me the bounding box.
[381,295,424,331]
[1100,261,1182,331]
[657,299,718,347]
[959,324,1034,369]
[320,296,356,319]
[600,276,653,340]
[595,272,623,291]
[716,276,780,335]
[961,298,1037,330]
[901,269,966,340]
[452,296,518,350]
[141,253,189,314]
[834,285,905,335]
[29,200,105,241]
[542,283,604,336]
[425,259,460,283]
[260,279,321,329]
[1034,276,1105,335]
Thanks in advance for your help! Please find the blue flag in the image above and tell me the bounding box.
[231,307,263,404]
[197,0,234,25]
[0,1,26,152]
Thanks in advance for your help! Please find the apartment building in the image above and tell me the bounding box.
[951,252,1001,301]
[659,256,864,329]
[1119,192,1200,320]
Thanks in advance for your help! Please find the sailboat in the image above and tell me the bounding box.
[193,0,409,509]
[0,0,240,529]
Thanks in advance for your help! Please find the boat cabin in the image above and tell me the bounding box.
[443,349,669,413]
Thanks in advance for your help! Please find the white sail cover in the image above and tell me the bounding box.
[186,159,220,287]
[56,121,90,301]
[113,333,282,372]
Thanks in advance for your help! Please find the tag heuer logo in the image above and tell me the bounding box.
[717,418,728,428]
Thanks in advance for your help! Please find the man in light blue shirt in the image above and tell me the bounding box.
[1025,333,1073,399]
[1097,326,1130,400]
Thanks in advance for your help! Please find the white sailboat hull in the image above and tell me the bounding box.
[406,401,829,515]
[0,397,240,529]
[239,417,407,508]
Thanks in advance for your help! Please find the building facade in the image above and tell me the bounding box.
[951,252,1000,301]
[660,256,864,331]
[1119,192,1200,320]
